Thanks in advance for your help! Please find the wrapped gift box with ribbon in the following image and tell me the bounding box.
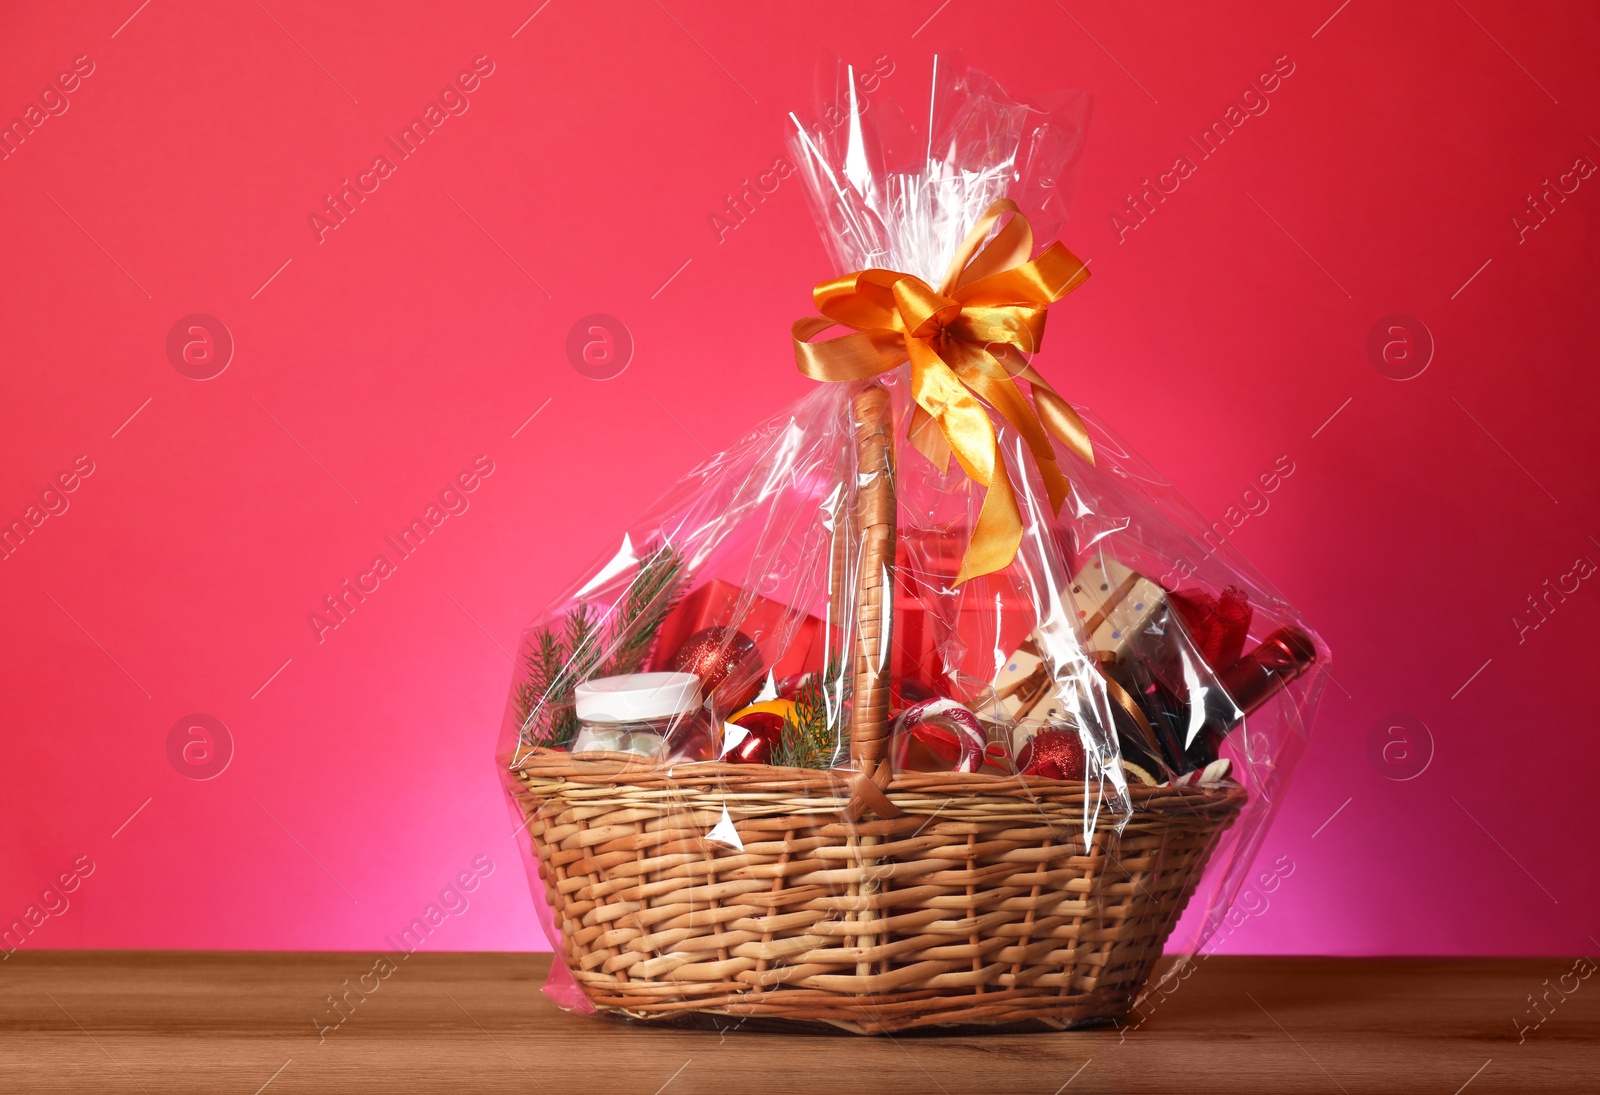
[650,577,823,686]
[497,58,1329,1035]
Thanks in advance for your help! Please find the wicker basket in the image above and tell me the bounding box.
[505,384,1245,1034]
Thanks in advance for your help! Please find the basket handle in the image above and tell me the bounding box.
[845,383,899,816]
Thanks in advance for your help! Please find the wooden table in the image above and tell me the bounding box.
[1,952,1592,1093]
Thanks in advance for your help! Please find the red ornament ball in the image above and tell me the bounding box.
[1018,730,1087,781]
[669,627,764,712]
[776,672,812,700]
[723,711,785,764]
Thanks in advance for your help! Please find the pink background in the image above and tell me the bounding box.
[3,0,1596,957]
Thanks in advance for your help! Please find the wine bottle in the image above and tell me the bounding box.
[1192,626,1319,756]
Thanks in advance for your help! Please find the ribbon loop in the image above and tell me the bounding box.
[793,200,1093,583]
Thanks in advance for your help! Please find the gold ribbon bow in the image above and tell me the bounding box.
[792,199,1094,583]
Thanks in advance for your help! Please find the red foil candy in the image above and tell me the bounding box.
[1168,585,1253,670]
[1018,730,1087,781]
[669,627,763,712]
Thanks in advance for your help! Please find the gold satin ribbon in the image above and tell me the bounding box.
[793,199,1094,583]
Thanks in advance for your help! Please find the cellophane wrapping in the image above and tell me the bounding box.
[499,57,1328,1026]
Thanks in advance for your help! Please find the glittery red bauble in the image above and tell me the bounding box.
[1018,730,1087,781]
[670,627,763,711]
[724,711,784,764]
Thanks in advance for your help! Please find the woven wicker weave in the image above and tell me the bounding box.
[505,383,1244,1034]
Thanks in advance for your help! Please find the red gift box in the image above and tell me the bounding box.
[651,578,822,681]
[894,531,1037,697]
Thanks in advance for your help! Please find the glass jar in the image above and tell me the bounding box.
[571,672,706,760]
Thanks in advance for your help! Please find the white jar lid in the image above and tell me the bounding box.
[574,672,702,723]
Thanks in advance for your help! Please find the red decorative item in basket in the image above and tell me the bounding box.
[667,626,764,713]
[1018,729,1088,781]
[892,698,988,773]
[894,545,1037,694]
[1168,585,1253,670]
[720,700,795,765]
[653,579,821,683]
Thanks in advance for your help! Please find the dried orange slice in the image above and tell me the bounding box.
[728,699,798,725]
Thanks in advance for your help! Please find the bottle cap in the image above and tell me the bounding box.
[574,672,702,723]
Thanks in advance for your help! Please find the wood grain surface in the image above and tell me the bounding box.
[0,952,1593,1093]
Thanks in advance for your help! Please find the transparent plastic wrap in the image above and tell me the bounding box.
[498,58,1327,1034]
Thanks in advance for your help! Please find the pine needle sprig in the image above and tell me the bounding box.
[601,542,685,678]
[516,542,686,748]
[561,601,605,686]
[514,627,567,737]
[772,655,851,769]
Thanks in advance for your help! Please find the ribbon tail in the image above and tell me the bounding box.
[963,374,1072,516]
[908,404,952,474]
[1095,662,1170,777]
[907,341,1027,585]
[1030,447,1073,516]
[955,445,1023,585]
[1021,365,1096,467]
[957,345,1074,515]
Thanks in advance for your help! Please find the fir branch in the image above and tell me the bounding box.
[561,601,605,687]
[601,542,685,678]
[773,656,850,769]
[518,622,586,748]
[514,600,604,748]
[514,628,564,730]
[516,542,687,749]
